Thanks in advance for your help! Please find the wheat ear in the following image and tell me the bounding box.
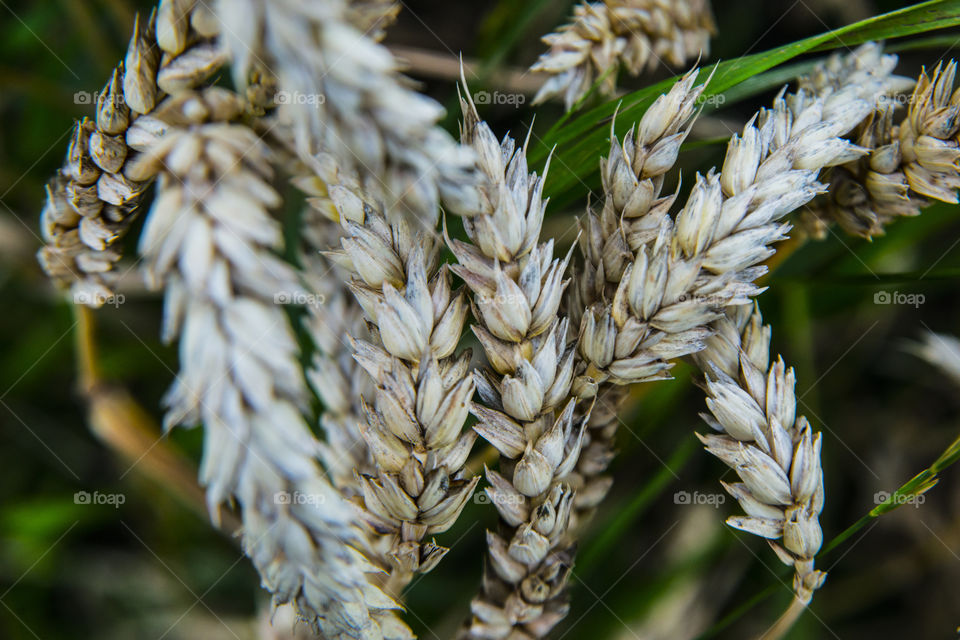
[801,56,960,238]
[38,0,227,303]
[213,0,481,227]
[531,0,715,111]
[449,90,587,640]
[129,92,410,639]
[569,43,900,526]
[564,69,707,519]
[692,304,826,605]
[324,188,479,594]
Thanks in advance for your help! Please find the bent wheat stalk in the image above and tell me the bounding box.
[532,0,715,110]
[570,44,901,530]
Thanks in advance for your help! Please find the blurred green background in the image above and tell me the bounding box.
[1,1,959,638]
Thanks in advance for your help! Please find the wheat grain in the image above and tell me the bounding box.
[129,93,410,639]
[214,0,482,228]
[692,303,826,605]
[801,57,960,238]
[38,0,227,304]
[531,0,715,111]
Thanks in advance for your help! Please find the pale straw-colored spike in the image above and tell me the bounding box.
[576,51,892,390]
[452,90,587,640]
[800,55,960,238]
[327,189,478,595]
[531,0,716,111]
[213,0,482,228]
[569,43,899,526]
[37,0,229,304]
[130,98,410,639]
[564,68,708,521]
[692,303,827,605]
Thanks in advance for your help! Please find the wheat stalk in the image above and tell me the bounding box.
[562,70,708,520]
[323,187,479,595]
[531,0,715,111]
[38,0,227,304]
[128,91,410,639]
[449,91,587,640]
[568,46,905,522]
[692,303,826,606]
[801,57,960,238]
[213,0,482,228]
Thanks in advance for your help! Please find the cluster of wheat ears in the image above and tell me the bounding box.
[35,1,960,638]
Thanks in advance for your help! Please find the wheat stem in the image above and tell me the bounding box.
[757,595,808,640]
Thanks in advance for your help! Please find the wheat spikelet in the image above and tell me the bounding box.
[450,92,587,640]
[532,0,715,111]
[692,304,826,605]
[323,188,478,594]
[214,0,482,228]
[38,0,227,304]
[129,92,410,639]
[801,56,960,238]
